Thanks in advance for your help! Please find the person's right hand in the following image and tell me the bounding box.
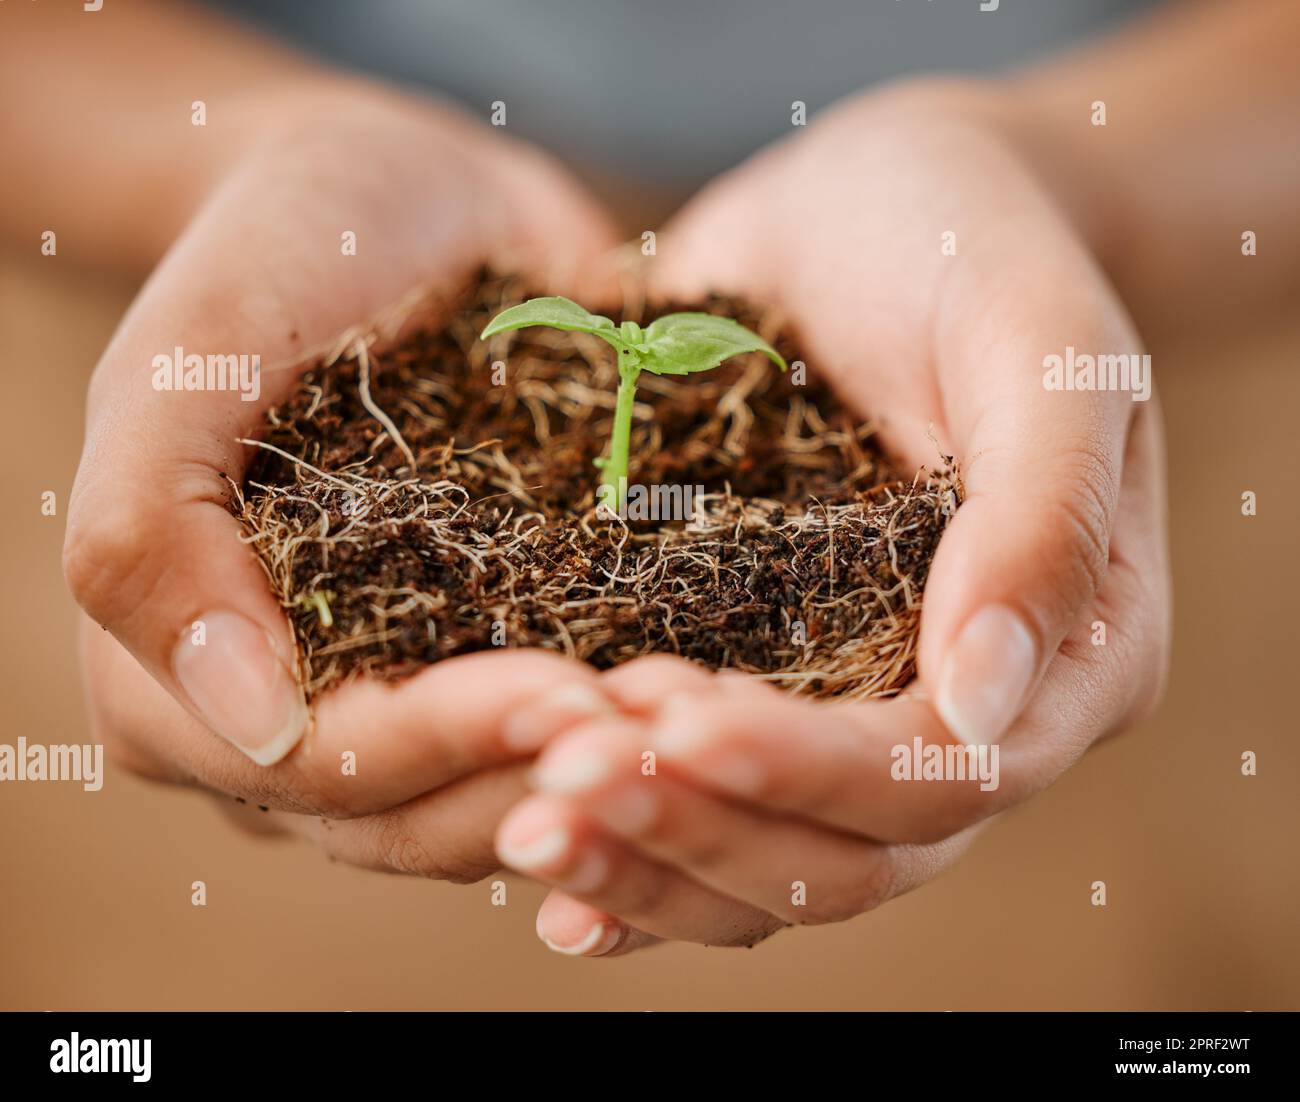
[500,78,1172,955]
[64,81,622,878]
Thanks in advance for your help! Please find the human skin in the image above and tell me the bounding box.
[6,1,624,877]
[496,84,1174,953]
[496,1,1300,954]
[6,1,1294,954]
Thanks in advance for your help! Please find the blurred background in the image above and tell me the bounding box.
[212,0,1160,217]
[2,243,1296,1010]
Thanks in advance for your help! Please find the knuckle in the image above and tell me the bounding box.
[62,500,153,625]
[363,811,495,884]
[370,812,445,879]
[1040,486,1112,608]
[1042,448,1118,597]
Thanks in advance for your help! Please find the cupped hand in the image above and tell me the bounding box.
[65,82,623,877]
[496,81,1172,955]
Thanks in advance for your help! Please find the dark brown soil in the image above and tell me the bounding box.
[235,268,957,700]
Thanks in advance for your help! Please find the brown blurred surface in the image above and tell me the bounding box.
[1,245,1296,1012]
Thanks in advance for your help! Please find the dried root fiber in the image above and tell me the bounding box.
[234,269,958,701]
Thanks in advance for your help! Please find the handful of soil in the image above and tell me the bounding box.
[235,269,957,700]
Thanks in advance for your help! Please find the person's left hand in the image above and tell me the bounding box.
[492,79,1172,957]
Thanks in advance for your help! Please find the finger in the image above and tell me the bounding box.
[89,612,542,880]
[646,683,1000,844]
[916,212,1142,746]
[533,892,662,958]
[656,125,1142,752]
[1038,396,1171,744]
[63,102,618,766]
[532,724,906,923]
[495,794,783,947]
[84,619,613,816]
[641,643,1146,846]
[289,764,530,884]
[648,140,792,302]
[639,406,1168,843]
[597,653,718,714]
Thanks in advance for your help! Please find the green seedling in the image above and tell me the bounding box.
[295,589,335,627]
[481,296,786,511]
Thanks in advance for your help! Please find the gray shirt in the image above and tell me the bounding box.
[213,0,1157,195]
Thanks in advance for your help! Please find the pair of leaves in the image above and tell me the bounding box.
[480,296,788,377]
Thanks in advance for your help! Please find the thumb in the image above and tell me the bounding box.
[64,152,366,764]
[918,260,1140,747]
[63,206,332,766]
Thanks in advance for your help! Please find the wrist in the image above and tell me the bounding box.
[985,73,1132,282]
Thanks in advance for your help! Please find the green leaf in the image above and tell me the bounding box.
[638,312,788,376]
[479,296,618,341]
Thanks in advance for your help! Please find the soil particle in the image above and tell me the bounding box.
[236,269,957,700]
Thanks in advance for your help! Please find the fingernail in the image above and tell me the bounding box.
[497,824,571,873]
[531,746,614,794]
[503,683,612,751]
[935,604,1037,746]
[172,610,307,766]
[537,915,623,957]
